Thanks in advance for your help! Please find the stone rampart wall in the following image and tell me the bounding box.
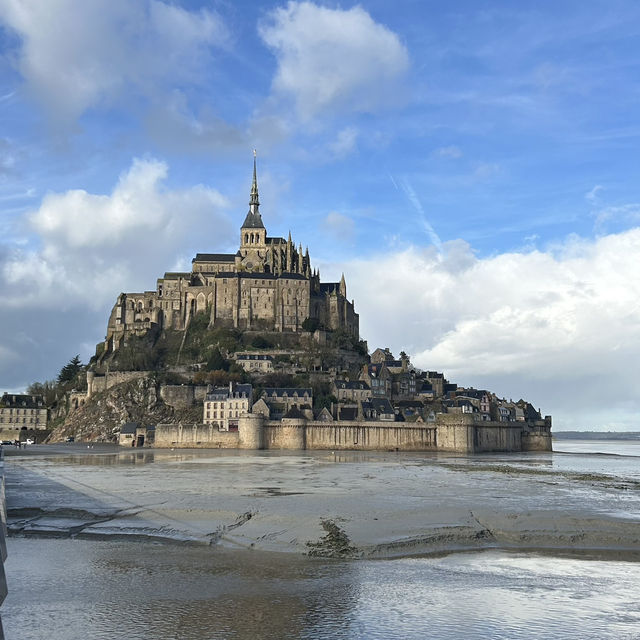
[159,385,195,409]
[474,423,523,452]
[153,413,551,453]
[89,370,151,396]
[522,432,553,451]
[263,421,438,451]
[159,384,208,408]
[155,423,239,448]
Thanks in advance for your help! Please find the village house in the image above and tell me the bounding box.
[361,397,395,421]
[203,382,253,431]
[0,393,48,430]
[332,380,371,403]
[359,363,392,399]
[235,353,274,373]
[422,371,446,397]
[257,387,313,420]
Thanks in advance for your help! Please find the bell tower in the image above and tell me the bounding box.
[240,151,267,270]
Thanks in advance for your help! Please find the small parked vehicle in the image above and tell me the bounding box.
[65,436,75,443]
[25,438,34,445]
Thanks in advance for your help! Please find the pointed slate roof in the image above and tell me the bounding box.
[242,152,265,229]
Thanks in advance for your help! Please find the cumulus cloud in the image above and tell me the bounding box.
[0,0,228,124]
[336,229,640,429]
[1,157,231,310]
[259,1,409,120]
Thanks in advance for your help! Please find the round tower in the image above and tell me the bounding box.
[280,416,307,450]
[238,412,265,449]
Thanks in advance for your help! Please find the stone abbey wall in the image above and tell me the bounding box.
[101,158,360,362]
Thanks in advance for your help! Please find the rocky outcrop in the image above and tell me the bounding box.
[48,377,202,443]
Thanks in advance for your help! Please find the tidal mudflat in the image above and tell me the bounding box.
[3,443,640,639]
[4,444,640,556]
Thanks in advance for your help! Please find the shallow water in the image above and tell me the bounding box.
[3,538,640,640]
[3,443,640,639]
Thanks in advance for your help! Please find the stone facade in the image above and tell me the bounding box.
[235,354,274,373]
[102,156,359,358]
[203,382,253,431]
[0,394,48,430]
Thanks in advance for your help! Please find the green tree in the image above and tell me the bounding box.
[57,355,83,385]
[251,335,273,349]
[206,348,228,371]
[301,317,321,332]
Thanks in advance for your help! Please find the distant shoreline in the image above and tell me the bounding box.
[553,431,640,440]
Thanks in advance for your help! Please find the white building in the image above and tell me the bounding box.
[203,382,253,431]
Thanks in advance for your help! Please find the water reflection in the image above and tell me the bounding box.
[4,539,640,640]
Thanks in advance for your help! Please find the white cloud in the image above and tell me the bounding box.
[336,229,640,429]
[434,145,463,159]
[259,1,409,120]
[0,0,228,124]
[1,157,231,310]
[328,127,358,158]
[592,202,640,233]
[585,184,603,203]
[322,211,355,242]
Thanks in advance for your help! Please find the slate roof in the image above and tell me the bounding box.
[315,407,334,421]
[365,363,390,378]
[262,388,312,398]
[396,400,424,408]
[1,393,45,408]
[457,388,489,399]
[120,422,138,434]
[334,381,370,390]
[242,210,265,229]
[192,253,237,263]
[282,406,307,419]
[319,283,341,294]
[368,398,395,414]
[338,407,358,421]
[206,383,252,401]
[162,272,190,280]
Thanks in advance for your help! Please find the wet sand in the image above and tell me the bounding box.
[4,444,640,558]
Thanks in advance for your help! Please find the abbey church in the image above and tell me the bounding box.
[104,156,359,354]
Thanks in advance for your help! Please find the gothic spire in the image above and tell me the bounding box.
[242,150,264,229]
[250,149,259,209]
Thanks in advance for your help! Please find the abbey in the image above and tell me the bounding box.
[104,156,359,353]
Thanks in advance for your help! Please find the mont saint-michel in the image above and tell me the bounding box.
[4,157,551,454]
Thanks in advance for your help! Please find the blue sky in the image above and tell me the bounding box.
[1,0,640,430]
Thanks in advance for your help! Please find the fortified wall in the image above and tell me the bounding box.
[154,413,552,453]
